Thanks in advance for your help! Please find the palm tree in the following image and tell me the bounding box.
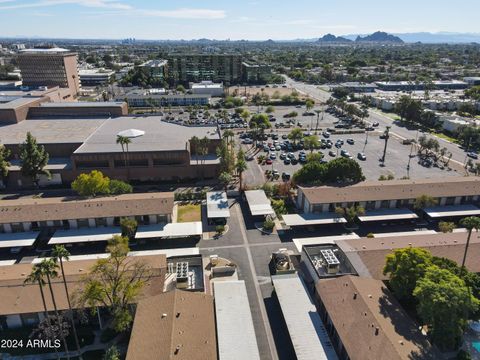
[52,246,82,359]
[459,217,480,276]
[314,109,323,133]
[222,130,235,150]
[39,259,70,359]
[116,135,132,180]
[25,264,60,360]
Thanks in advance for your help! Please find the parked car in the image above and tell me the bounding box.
[282,172,291,180]
[322,131,331,138]
[347,138,355,145]
[284,158,291,165]
[373,122,380,127]
[245,155,254,161]
[357,152,367,161]
[266,159,273,165]
[467,152,479,159]
[329,150,336,157]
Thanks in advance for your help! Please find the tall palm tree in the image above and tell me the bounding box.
[52,246,82,359]
[25,264,60,360]
[459,216,480,276]
[39,259,70,359]
[222,130,235,150]
[116,135,132,180]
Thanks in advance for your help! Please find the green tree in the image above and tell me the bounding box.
[271,198,287,216]
[76,236,151,332]
[20,132,50,188]
[219,171,232,192]
[335,205,365,224]
[52,245,82,360]
[303,135,320,153]
[288,128,304,145]
[0,144,11,186]
[414,265,480,351]
[439,221,456,233]
[103,346,121,360]
[459,216,480,275]
[120,217,138,241]
[39,259,70,357]
[24,264,58,355]
[236,149,248,191]
[265,105,275,114]
[414,194,438,210]
[72,170,111,197]
[323,157,365,184]
[176,84,186,93]
[305,99,315,112]
[249,113,271,129]
[383,247,433,302]
[216,140,235,174]
[109,179,132,195]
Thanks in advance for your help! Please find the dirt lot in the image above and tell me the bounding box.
[177,204,202,223]
[229,85,309,100]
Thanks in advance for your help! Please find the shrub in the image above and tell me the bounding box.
[215,225,225,234]
[263,218,275,231]
[367,233,375,238]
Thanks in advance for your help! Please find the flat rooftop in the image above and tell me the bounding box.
[74,116,219,154]
[0,96,43,109]
[39,102,124,108]
[0,118,106,145]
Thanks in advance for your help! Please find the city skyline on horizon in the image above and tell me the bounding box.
[0,0,479,40]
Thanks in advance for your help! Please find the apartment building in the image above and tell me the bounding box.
[167,54,243,86]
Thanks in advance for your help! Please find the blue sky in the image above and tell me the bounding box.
[0,0,479,40]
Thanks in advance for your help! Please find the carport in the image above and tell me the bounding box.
[206,191,230,225]
[48,227,121,245]
[0,231,40,249]
[424,204,480,218]
[244,190,275,217]
[357,208,418,222]
[283,213,346,227]
[135,222,203,239]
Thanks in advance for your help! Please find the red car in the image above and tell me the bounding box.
[266,159,273,165]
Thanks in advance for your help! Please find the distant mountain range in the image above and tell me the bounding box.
[318,31,403,44]
[333,32,480,44]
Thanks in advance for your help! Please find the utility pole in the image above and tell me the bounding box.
[381,126,391,165]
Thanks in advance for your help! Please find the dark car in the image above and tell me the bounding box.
[467,152,479,159]
[329,150,336,157]
[357,152,367,161]
[282,172,291,180]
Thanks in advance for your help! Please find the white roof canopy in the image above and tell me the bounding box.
[272,274,338,360]
[424,204,480,218]
[206,191,230,219]
[245,190,275,216]
[48,227,121,245]
[135,222,202,239]
[0,232,39,248]
[293,234,360,252]
[358,208,418,222]
[283,213,346,227]
[214,280,261,360]
[117,128,145,138]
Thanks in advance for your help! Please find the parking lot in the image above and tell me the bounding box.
[240,130,463,183]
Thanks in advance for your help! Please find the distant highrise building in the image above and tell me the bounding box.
[167,54,243,86]
[17,48,81,97]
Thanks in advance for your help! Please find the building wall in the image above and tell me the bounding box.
[18,52,80,97]
[28,103,128,119]
[0,97,48,124]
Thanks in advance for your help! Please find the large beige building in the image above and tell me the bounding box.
[17,48,81,97]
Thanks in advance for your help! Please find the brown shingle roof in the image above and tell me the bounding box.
[0,192,174,223]
[126,290,217,360]
[316,276,438,360]
[0,254,167,316]
[300,177,480,204]
[337,232,480,279]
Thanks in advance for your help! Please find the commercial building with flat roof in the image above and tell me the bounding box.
[78,69,115,86]
[190,81,224,97]
[315,276,437,360]
[376,80,468,91]
[297,177,480,214]
[0,115,221,188]
[126,290,217,360]
[120,89,211,107]
[139,59,168,83]
[17,48,81,97]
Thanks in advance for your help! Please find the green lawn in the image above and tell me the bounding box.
[177,204,201,223]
